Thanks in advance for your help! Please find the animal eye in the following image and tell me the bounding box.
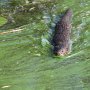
[61,50,63,52]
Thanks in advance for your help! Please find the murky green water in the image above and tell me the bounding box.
[0,0,90,90]
[0,17,7,26]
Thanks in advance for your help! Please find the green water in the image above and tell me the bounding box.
[0,17,7,26]
[0,0,90,90]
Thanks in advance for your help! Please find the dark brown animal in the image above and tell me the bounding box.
[53,9,73,56]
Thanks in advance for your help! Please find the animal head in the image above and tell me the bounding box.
[54,47,68,56]
[56,48,68,56]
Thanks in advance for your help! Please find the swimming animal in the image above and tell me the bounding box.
[53,9,73,56]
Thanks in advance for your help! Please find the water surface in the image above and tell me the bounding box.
[0,0,90,90]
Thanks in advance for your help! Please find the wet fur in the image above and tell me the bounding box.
[53,9,73,55]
